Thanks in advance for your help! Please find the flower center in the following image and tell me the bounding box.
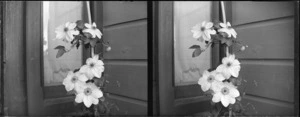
[71,76,78,83]
[226,62,232,67]
[207,75,215,83]
[90,63,95,68]
[221,87,230,95]
[64,27,68,32]
[84,88,92,96]
[200,27,205,31]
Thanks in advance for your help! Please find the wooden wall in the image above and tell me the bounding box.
[102,1,148,115]
[231,1,295,115]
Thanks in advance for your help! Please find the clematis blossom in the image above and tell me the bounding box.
[62,71,89,92]
[79,54,104,79]
[198,70,226,92]
[55,22,79,42]
[211,82,240,107]
[218,22,237,38]
[216,54,241,79]
[75,83,103,108]
[83,22,103,39]
[191,21,216,41]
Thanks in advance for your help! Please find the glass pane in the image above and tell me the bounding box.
[174,1,212,86]
[43,1,84,86]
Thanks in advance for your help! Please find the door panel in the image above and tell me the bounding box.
[231,2,294,26]
[103,20,147,59]
[231,1,295,116]
[102,1,148,115]
[233,18,294,59]
[103,1,147,26]
[105,62,147,100]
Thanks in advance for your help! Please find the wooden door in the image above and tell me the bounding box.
[229,1,296,116]
[101,1,148,115]
[155,1,221,115]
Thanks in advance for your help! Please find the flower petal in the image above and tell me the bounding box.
[92,88,103,98]
[224,95,236,105]
[229,87,240,98]
[201,83,211,92]
[205,22,213,29]
[221,96,230,107]
[212,92,222,103]
[91,68,101,78]
[219,23,226,28]
[84,23,92,28]
[95,29,102,39]
[229,66,240,77]
[92,22,97,27]
[75,93,85,103]
[83,96,93,108]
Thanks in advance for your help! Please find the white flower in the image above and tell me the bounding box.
[198,70,226,92]
[218,22,237,38]
[191,21,216,41]
[55,22,79,42]
[83,22,102,39]
[216,54,241,79]
[62,71,88,92]
[79,54,104,79]
[75,83,103,108]
[211,82,240,107]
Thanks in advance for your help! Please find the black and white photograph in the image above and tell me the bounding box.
[0,1,299,116]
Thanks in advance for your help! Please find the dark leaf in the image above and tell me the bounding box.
[54,45,65,50]
[76,42,80,49]
[189,45,201,49]
[90,38,98,47]
[56,49,66,58]
[211,42,215,48]
[192,48,202,57]
[83,32,93,39]
[54,46,66,58]
[84,43,90,49]
[99,96,105,102]
[236,96,242,101]
[76,20,85,30]
[220,38,227,44]
[225,39,233,46]
[205,41,209,44]
[73,68,80,73]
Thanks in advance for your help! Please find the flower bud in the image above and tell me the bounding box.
[240,46,246,51]
[106,46,111,52]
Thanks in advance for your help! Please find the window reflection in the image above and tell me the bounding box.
[43,1,84,86]
[174,2,212,86]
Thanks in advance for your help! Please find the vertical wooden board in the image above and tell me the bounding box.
[241,95,294,116]
[106,94,147,115]
[233,18,294,59]
[104,61,147,101]
[103,21,147,59]
[3,1,27,115]
[103,1,147,26]
[240,60,294,102]
[231,1,294,26]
